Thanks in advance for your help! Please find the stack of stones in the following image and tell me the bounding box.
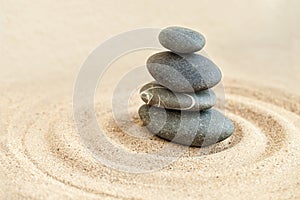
[138,26,234,147]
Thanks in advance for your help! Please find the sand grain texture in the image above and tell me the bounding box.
[1,0,300,199]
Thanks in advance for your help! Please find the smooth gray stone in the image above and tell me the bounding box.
[146,52,222,92]
[159,26,206,53]
[140,82,216,111]
[138,105,234,147]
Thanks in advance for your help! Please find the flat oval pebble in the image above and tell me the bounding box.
[138,105,234,147]
[140,82,216,111]
[147,51,222,92]
[159,26,206,53]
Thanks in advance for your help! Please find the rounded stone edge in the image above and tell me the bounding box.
[158,26,206,54]
[146,51,223,92]
[139,81,217,111]
[138,105,235,147]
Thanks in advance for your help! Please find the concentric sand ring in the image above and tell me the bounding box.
[1,80,300,199]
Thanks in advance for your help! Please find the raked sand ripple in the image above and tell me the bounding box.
[0,79,300,199]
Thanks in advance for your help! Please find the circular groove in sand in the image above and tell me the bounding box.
[2,81,300,198]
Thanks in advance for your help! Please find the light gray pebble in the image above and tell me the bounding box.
[140,82,216,111]
[159,26,206,54]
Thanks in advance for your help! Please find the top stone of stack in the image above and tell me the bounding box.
[159,26,206,54]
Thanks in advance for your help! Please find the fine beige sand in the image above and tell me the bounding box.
[1,1,300,199]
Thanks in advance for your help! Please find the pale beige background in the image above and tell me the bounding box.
[0,0,300,199]
[1,0,300,90]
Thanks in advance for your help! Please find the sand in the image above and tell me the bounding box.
[1,0,300,199]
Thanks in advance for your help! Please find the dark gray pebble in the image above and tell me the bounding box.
[138,104,234,147]
[146,51,222,92]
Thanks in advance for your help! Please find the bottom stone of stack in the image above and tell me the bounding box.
[138,104,234,147]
